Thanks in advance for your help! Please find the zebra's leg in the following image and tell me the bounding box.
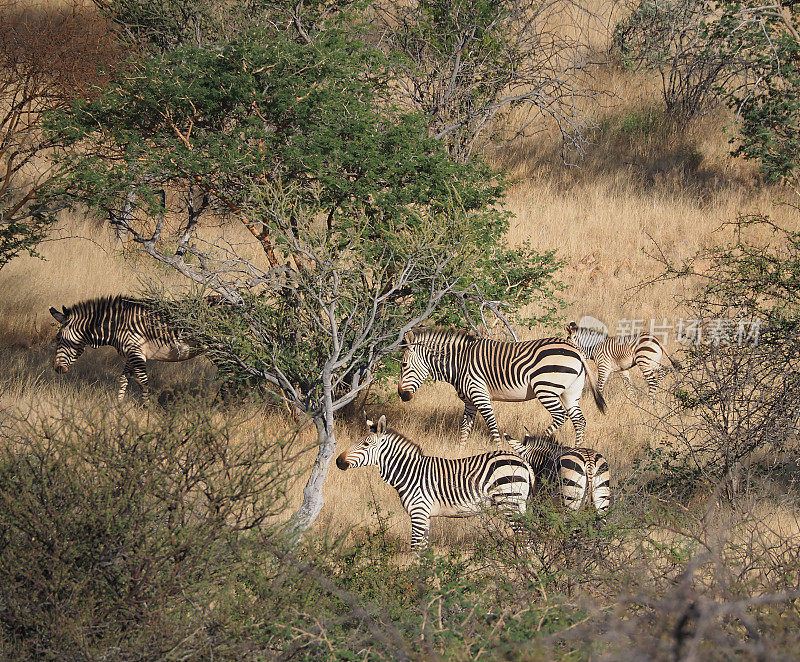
[467,386,501,444]
[619,369,636,396]
[595,358,611,394]
[459,399,478,445]
[565,406,587,446]
[536,388,569,438]
[409,507,432,551]
[560,379,588,445]
[126,354,150,401]
[639,364,662,396]
[117,365,132,401]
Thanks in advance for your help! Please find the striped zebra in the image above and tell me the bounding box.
[566,321,681,396]
[336,414,535,550]
[397,328,606,446]
[50,296,202,401]
[503,431,611,515]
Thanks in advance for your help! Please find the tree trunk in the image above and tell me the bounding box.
[287,378,337,545]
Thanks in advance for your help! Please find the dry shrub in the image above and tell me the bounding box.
[0,398,304,659]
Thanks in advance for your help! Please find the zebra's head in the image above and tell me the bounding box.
[566,320,607,357]
[50,305,86,373]
[503,430,559,457]
[397,331,431,402]
[336,413,389,470]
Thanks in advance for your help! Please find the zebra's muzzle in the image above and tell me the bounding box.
[54,363,68,374]
[336,454,350,470]
[398,387,413,402]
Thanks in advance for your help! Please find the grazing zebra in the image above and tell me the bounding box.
[336,414,535,550]
[50,296,202,401]
[566,321,681,396]
[503,432,611,515]
[397,328,606,446]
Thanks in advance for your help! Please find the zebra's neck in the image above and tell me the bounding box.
[376,431,425,488]
[419,333,475,384]
[518,435,562,473]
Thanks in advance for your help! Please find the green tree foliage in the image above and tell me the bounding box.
[722,4,800,182]
[48,25,563,534]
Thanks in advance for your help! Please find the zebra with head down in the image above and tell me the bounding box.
[504,430,611,515]
[50,295,202,401]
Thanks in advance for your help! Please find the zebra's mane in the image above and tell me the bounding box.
[522,433,564,453]
[409,326,479,347]
[574,325,608,342]
[383,428,425,455]
[62,295,144,319]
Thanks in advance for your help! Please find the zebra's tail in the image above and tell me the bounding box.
[580,354,607,415]
[668,353,683,370]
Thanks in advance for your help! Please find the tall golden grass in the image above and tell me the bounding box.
[1,11,798,548]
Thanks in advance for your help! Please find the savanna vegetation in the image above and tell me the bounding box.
[1,0,800,658]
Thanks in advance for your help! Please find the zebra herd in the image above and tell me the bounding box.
[49,295,678,550]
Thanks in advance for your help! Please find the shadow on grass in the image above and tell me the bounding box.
[0,343,219,404]
[497,105,758,202]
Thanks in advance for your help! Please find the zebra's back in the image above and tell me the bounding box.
[422,451,534,516]
[468,337,587,400]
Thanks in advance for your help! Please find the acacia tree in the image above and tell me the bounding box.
[48,27,563,537]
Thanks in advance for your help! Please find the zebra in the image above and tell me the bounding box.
[503,431,611,515]
[397,328,606,446]
[50,296,202,401]
[565,321,681,396]
[336,414,535,550]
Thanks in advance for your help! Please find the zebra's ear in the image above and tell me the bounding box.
[566,321,577,335]
[377,415,387,435]
[50,306,68,325]
[403,330,415,346]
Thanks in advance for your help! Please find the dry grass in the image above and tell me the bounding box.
[2,38,799,553]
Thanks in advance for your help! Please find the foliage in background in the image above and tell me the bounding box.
[90,0,246,51]
[613,0,740,120]
[614,0,800,181]
[373,0,602,161]
[722,3,800,182]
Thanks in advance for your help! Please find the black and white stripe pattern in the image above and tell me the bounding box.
[504,432,611,515]
[397,328,606,445]
[337,414,535,550]
[50,296,201,400]
[566,321,681,396]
